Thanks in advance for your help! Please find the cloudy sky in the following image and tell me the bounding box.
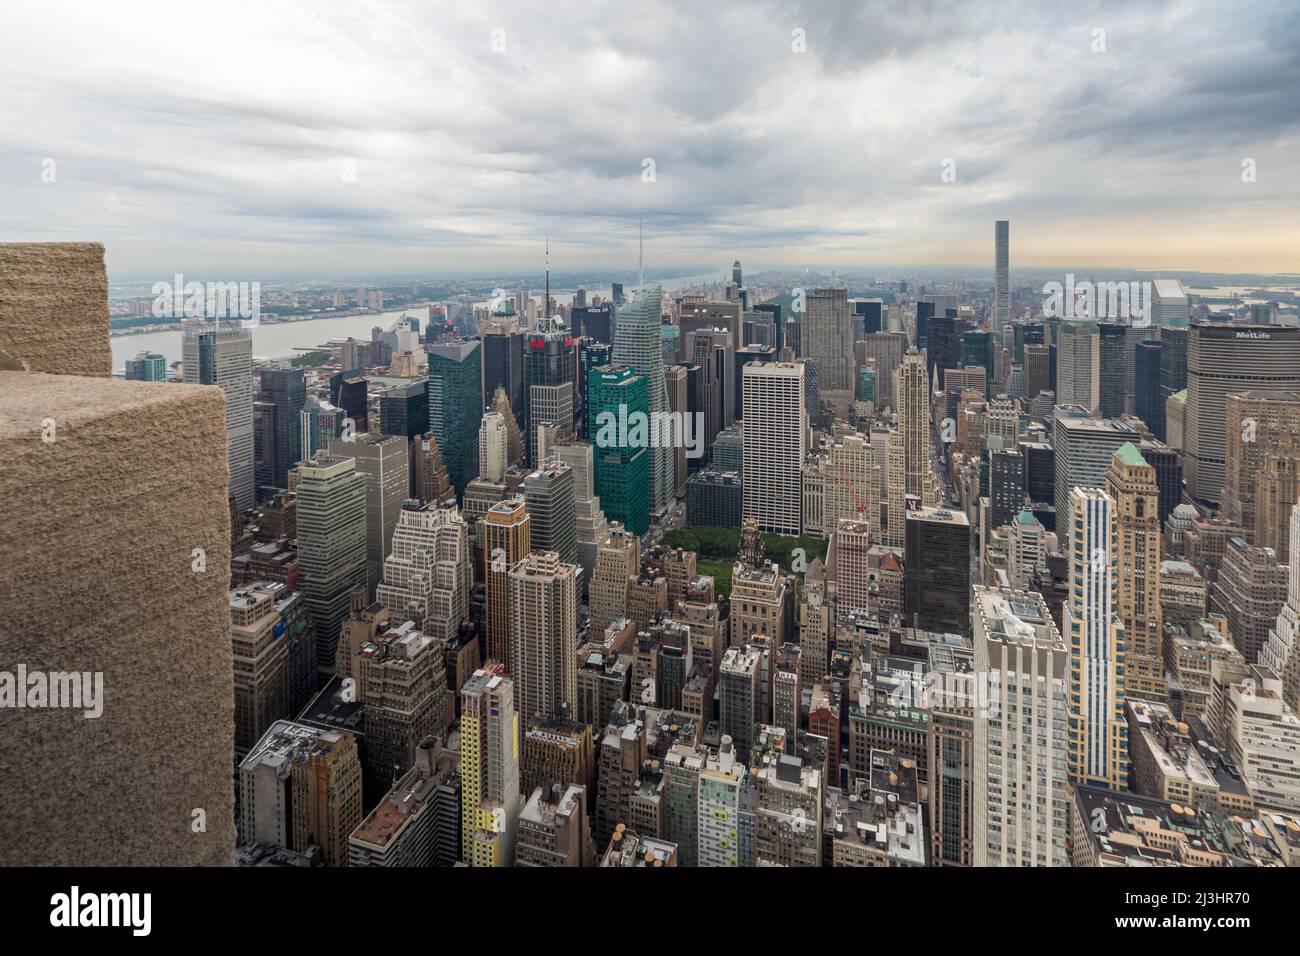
[2,0,1298,279]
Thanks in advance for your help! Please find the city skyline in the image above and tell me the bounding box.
[7,0,1300,901]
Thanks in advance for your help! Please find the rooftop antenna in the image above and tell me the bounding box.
[638,218,644,292]
[544,235,551,322]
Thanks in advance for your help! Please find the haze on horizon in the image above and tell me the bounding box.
[2,0,1298,279]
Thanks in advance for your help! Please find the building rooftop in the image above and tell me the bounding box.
[296,676,365,738]
[973,587,1063,653]
[1074,785,1281,866]
[601,826,677,867]
[1113,441,1148,467]
[1014,507,1040,526]
[239,719,349,776]
[827,756,925,866]
[519,781,586,827]
[1127,700,1217,790]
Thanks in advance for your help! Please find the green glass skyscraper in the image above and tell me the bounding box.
[588,364,650,535]
[612,285,672,512]
[427,339,482,498]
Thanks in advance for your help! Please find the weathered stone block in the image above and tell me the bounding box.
[0,369,236,865]
[0,242,112,377]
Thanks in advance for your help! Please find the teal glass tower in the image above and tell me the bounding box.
[587,364,650,535]
[427,339,482,498]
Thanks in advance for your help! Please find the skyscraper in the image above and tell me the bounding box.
[904,506,972,636]
[993,220,1010,336]
[254,365,306,491]
[374,502,471,640]
[989,447,1024,529]
[665,364,689,497]
[460,663,522,866]
[1150,278,1189,328]
[915,299,934,351]
[183,323,255,508]
[1064,487,1128,791]
[427,339,483,498]
[348,736,461,867]
[697,739,745,867]
[300,397,344,462]
[1097,322,1128,419]
[516,782,595,867]
[480,318,525,427]
[553,439,608,593]
[588,528,638,637]
[856,331,906,407]
[587,364,650,535]
[525,319,576,466]
[331,373,369,434]
[296,454,368,678]
[1024,340,1055,403]
[1105,444,1164,701]
[973,587,1069,867]
[1052,410,1144,533]
[1056,318,1099,414]
[678,299,741,369]
[1222,389,1300,541]
[1159,325,1188,409]
[489,386,525,468]
[239,720,363,867]
[927,635,977,867]
[831,519,873,614]
[719,647,761,763]
[524,459,577,565]
[482,496,531,665]
[1185,324,1300,506]
[612,284,672,511]
[125,350,166,381]
[478,411,509,483]
[812,431,879,533]
[886,350,934,548]
[926,311,960,386]
[1134,339,1165,440]
[410,432,453,506]
[804,288,854,394]
[1263,505,1300,715]
[377,377,429,440]
[353,619,450,790]
[509,551,580,721]
[229,584,291,762]
[742,362,807,535]
[1212,537,1288,664]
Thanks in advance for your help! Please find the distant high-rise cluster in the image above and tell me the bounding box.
[26,227,1300,874]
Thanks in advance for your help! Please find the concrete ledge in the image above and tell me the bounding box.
[0,371,236,865]
[0,243,111,377]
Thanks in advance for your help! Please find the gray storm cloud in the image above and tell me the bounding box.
[1,0,1296,275]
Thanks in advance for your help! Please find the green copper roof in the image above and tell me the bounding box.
[1172,388,1187,402]
[1015,507,1039,525]
[1114,442,1148,467]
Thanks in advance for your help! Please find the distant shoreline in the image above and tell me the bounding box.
[108,306,431,337]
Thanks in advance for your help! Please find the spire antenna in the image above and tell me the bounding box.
[638,218,644,291]
[545,235,550,322]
